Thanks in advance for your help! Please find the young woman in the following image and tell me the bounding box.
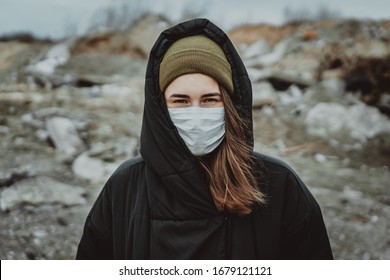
[76,18,333,259]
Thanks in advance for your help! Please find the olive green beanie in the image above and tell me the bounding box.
[159,35,234,94]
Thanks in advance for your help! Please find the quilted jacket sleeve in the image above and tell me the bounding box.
[76,181,114,260]
[280,171,333,259]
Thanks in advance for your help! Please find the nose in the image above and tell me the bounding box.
[190,100,201,107]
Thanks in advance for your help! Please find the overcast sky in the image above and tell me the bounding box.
[0,0,389,39]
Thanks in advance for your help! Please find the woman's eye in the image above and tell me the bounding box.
[204,98,216,103]
[173,99,188,104]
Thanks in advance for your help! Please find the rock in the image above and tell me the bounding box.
[314,153,328,163]
[33,107,67,119]
[21,113,44,129]
[93,124,114,138]
[267,72,313,91]
[30,73,76,88]
[71,137,137,183]
[305,102,390,143]
[0,125,10,134]
[320,78,345,94]
[114,137,138,157]
[0,166,36,188]
[22,107,69,129]
[305,103,351,140]
[46,117,86,158]
[242,39,271,59]
[0,92,46,113]
[321,69,344,80]
[127,15,170,57]
[72,152,105,182]
[35,129,49,142]
[101,84,132,97]
[56,53,147,85]
[246,68,272,82]
[87,142,112,157]
[72,152,118,183]
[0,177,86,211]
[278,85,303,104]
[25,42,70,76]
[80,82,144,111]
[252,82,276,108]
[246,39,290,67]
[378,94,390,117]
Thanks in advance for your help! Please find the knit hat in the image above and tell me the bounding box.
[159,35,234,94]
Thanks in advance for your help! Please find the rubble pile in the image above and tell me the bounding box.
[0,15,389,259]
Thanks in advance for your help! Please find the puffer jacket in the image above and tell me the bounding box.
[76,18,333,260]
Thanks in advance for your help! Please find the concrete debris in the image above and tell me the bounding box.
[267,72,313,91]
[25,43,70,76]
[0,166,36,188]
[46,117,86,158]
[55,53,147,86]
[71,137,138,182]
[31,107,68,120]
[114,137,138,158]
[0,92,46,113]
[242,39,271,59]
[320,78,345,95]
[305,102,390,144]
[22,107,69,129]
[252,82,276,108]
[246,39,290,67]
[127,15,171,58]
[101,84,133,97]
[71,152,118,183]
[0,125,10,134]
[278,85,303,104]
[314,153,328,163]
[0,177,86,211]
[246,68,272,82]
[35,129,50,142]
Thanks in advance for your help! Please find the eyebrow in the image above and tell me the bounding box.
[168,94,189,99]
[168,93,221,99]
[201,93,221,98]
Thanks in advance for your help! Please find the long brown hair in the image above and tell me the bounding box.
[199,87,266,215]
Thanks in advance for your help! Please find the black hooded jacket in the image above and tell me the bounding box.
[76,19,333,260]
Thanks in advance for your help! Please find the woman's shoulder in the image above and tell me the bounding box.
[252,151,296,175]
[252,151,320,213]
[104,156,146,195]
[111,156,145,177]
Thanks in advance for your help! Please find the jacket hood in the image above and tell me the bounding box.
[140,18,253,219]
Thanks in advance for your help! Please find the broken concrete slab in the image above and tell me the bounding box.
[267,72,313,90]
[71,151,119,183]
[305,102,390,144]
[245,38,291,67]
[242,39,271,59]
[252,82,276,108]
[0,176,87,211]
[0,166,36,188]
[46,117,86,158]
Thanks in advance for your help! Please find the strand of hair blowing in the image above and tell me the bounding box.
[200,87,266,215]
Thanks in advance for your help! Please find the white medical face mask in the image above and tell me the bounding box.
[168,107,225,156]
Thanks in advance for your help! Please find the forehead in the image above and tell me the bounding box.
[164,73,220,98]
